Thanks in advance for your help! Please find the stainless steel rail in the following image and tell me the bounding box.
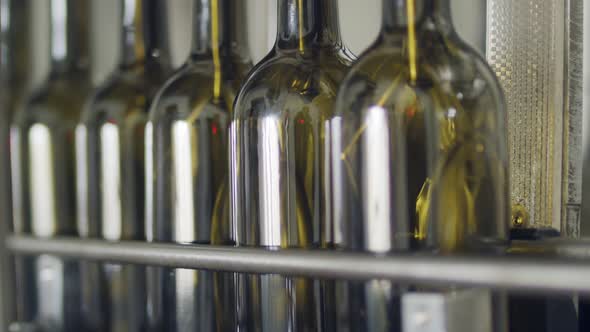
[6,235,590,295]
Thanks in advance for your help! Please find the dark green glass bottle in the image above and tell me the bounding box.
[144,0,251,330]
[229,0,354,330]
[75,0,173,331]
[331,0,509,330]
[10,0,94,330]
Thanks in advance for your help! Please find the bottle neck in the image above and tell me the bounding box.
[190,0,249,60]
[0,0,30,87]
[382,0,452,33]
[121,0,171,69]
[49,0,92,75]
[275,0,342,52]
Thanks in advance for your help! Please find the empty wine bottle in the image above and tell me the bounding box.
[144,0,251,330]
[10,0,94,330]
[75,0,173,331]
[0,0,32,328]
[331,0,509,330]
[229,0,354,330]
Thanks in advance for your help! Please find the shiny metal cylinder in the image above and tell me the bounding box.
[8,235,590,295]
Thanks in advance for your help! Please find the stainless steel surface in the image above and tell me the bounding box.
[402,289,492,332]
[512,238,590,258]
[7,234,590,294]
[487,0,566,230]
[563,0,584,237]
[487,0,585,235]
[582,0,590,237]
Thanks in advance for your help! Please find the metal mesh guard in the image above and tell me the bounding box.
[487,0,562,229]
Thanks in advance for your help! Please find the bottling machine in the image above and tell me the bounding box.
[0,0,588,331]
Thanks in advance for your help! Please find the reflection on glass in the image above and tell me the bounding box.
[144,0,251,331]
[36,255,65,331]
[28,124,57,238]
[229,0,354,330]
[171,121,196,242]
[330,0,510,331]
[99,122,123,241]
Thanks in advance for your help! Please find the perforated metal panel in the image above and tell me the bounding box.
[487,0,574,232]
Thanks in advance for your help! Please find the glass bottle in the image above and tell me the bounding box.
[229,0,354,330]
[9,0,94,330]
[0,0,32,327]
[75,0,173,331]
[332,0,509,330]
[144,0,251,330]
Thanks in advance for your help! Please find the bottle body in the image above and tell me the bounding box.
[231,51,354,247]
[11,74,93,331]
[333,46,509,253]
[331,1,509,330]
[144,0,251,329]
[230,0,354,329]
[76,66,169,331]
[145,56,251,331]
[75,1,172,330]
[230,43,353,330]
[9,1,93,330]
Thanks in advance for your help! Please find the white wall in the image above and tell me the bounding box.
[262,0,486,58]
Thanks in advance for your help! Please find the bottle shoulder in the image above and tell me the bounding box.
[95,66,171,102]
[29,75,93,104]
[336,37,505,114]
[247,48,353,83]
[16,76,94,126]
[82,65,173,123]
[0,86,27,121]
[148,61,251,122]
[92,76,142,104]
[233,49,353,117]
